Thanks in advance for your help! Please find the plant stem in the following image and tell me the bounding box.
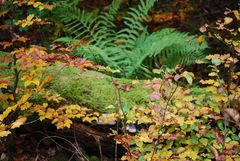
[12,54,20,101]
[150,84,178,160]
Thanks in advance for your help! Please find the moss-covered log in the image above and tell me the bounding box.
[47,66,150,113]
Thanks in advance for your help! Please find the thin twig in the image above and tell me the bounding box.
[36,135,89,161]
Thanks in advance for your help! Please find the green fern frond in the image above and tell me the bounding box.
[109,0,123,14]
[56,1,207,78]
[116,0,157,50]
[133,29,207,75]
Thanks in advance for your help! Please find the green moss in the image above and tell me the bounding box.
[47,66,150,113]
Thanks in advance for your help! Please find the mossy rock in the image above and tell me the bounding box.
[47,66,150,113]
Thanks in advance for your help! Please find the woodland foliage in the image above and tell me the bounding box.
[0,0,240,161]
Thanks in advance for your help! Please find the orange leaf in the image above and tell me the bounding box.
[11,117,27,129]
[0,41,12,49]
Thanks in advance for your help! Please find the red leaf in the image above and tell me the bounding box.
[222,108,240,122]
[150,91,162,100]
[215,131,224,145]
[121,84,132,91]
[210,146,225,161]
[112,80,119,87]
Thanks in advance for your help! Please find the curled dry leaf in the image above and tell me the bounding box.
[215,131,224,145]
[210,146,225,161]
[121,84,133,91]
[222,108,240,122]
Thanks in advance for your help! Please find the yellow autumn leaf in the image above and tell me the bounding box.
[27,0,35,5]
[44,108,55,119]
[39,5,45,10]
[63,119,72,128]
[200,79,215,85]
[32,78,40,86]
[20,102,33,110]
[21,21,28,28]
[174,100,183,108]
[82,116,98,123]
[195,59,204,64]
[0,130,11,137]
[205,86,217,92]
[18,93,32,105]
[233,10,240,20]
[11,117,27,129]
[135,140,143,148]
[177,147,186,154]
[138,132,153,143]
[224,17,233,25]
[161,150,173,158]
[33,2,42,8]
[27,14,34,21]
[176,116,185,126]
[225,140,239,149]
[208,72,217,77]
[213,82,220,87]
[185,120,196,125]
[42,75,53,84]
[226,156,234,161]
[212,94,228,102]
[0,105,17,121]
[179,148,199,160]
[197,35,205,46]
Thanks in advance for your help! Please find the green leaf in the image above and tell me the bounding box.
[211,58,221,66]
[181,71,194,85]
[231,134,239,141]
[139,156,146,161]
[217,120,224,131]
[200,138,209,146]
[205,133,215,139]
[121,103,132,113]
[190,124,199,131]
[180,124,188,130]
[190,135,199,144]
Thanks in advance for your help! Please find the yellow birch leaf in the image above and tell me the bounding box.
[179,148,198,160]
[195,59,204,64]
[208,72,217,77]
[24,79,32,87]
[224,17,233,25]
[176,116,185,126]
[27,14,34,21]
[0,105,17,121]
[18,94,31,105]
[226,156,234,161]
[177,147,186,154]
[32,78,40,86]
[233,10,240,20]
[20,102,33,110]
[161,150,173,158]
[83,116,98,123]
[138,132,152,143]
[42,75,53,84]
[0,130,11,137]
[11,117,27,129]
[197,35,205,46]
[63,119,72,128]
[33,2,42,8]
[39,5,45,10]
[200,79,215,85]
